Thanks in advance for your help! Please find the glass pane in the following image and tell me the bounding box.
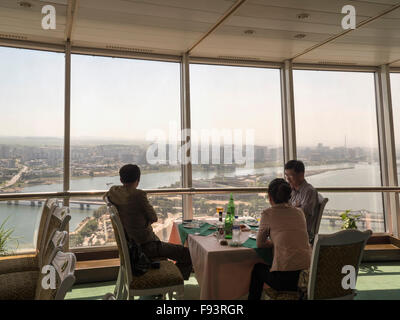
[70,54,181,191]
[0,200,45,254]
[69,54,182,248]
[293,70,380,185]
[69,195,182,248]
[391,73,400,182]
[0,47,64,192]
[318,192,385,234]
[193,193,269,220]
[190,64,283,188]
[0,47,64,253]
[148,194,183,242]
[293,70,384,232]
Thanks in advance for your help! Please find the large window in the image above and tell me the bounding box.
[190,64,283,185]
[0,47,64,252]
[391,73,400,183]
[293,70,384,232]
[69,54,182,247]
[189,64,283,217]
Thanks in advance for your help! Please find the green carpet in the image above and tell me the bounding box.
[65,262,400,300]
[355,262,400,300]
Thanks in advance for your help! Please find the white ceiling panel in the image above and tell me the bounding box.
[0,0,400,66]
[248,0,393,16]
[0,0,67,44]
[293,43,400,66]
[294,9,400,65]
[72,0,236,53]
[191,0,397,62]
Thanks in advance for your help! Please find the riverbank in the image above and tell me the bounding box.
[0,163,357,193]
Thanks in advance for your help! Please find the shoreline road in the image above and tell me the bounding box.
[1,165,28,189]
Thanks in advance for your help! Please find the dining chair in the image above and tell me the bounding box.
[105,199,184,300]
[41,230,69,268]
[264,229,372,300]
[263,270,308,300]
[0,199,72,300]
[0,199,58,275]
[307,229,372,300]
[309,195,329,245]
[35,249,76,300]
[38,204,70,268]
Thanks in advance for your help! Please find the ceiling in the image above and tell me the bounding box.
[0,0,400,66]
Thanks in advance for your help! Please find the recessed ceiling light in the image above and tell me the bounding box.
[297,13,310,20]
[19,1,32,8]
[294,33,307,39]
[244,30,255,35]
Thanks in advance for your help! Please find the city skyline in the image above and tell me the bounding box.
[0,134,388,149]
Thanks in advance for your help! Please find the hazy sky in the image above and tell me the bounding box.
[0,46,399,148]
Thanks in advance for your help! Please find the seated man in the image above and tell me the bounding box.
[104,164,192,280]
[284,160,319,241]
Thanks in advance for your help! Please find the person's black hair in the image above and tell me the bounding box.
[268,178,292,204]
[119,164,141,184]
[284,160,305,173]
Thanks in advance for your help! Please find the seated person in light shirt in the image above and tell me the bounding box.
[248,178,311,300]
[284,160,319,241]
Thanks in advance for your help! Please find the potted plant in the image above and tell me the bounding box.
[340,210,361,230]
[0,216,19,256]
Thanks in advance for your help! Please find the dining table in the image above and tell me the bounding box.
[168,219,273,300]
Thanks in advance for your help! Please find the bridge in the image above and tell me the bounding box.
[5,199,105,209]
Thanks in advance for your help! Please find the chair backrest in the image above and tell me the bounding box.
[105,197,133,294]
[35,249,76,300]
[42,230,69,268]
[38,204,71,268]
[35,199,58,253]
[308,229,372,300]
[310,195,329,243]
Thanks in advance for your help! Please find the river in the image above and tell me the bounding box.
[0,162,393,251]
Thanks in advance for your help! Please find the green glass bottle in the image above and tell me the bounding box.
[224,193,235,239]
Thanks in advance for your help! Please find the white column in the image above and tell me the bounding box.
[180,53,193,220]
[375,64,400,236]
[64,40,71,207]
[280,60,297,163]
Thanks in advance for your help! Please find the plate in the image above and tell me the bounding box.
[248,234,257,240]
[247,223,259,227]
[229,242,242,247]
[183,223,197,229]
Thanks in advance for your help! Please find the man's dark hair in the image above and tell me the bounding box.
[119,164,141,184]
[268,178,292,204]
[284,160,305,173]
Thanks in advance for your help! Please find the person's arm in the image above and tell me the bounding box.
[139,190,158,224]
[256,211,273,248]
